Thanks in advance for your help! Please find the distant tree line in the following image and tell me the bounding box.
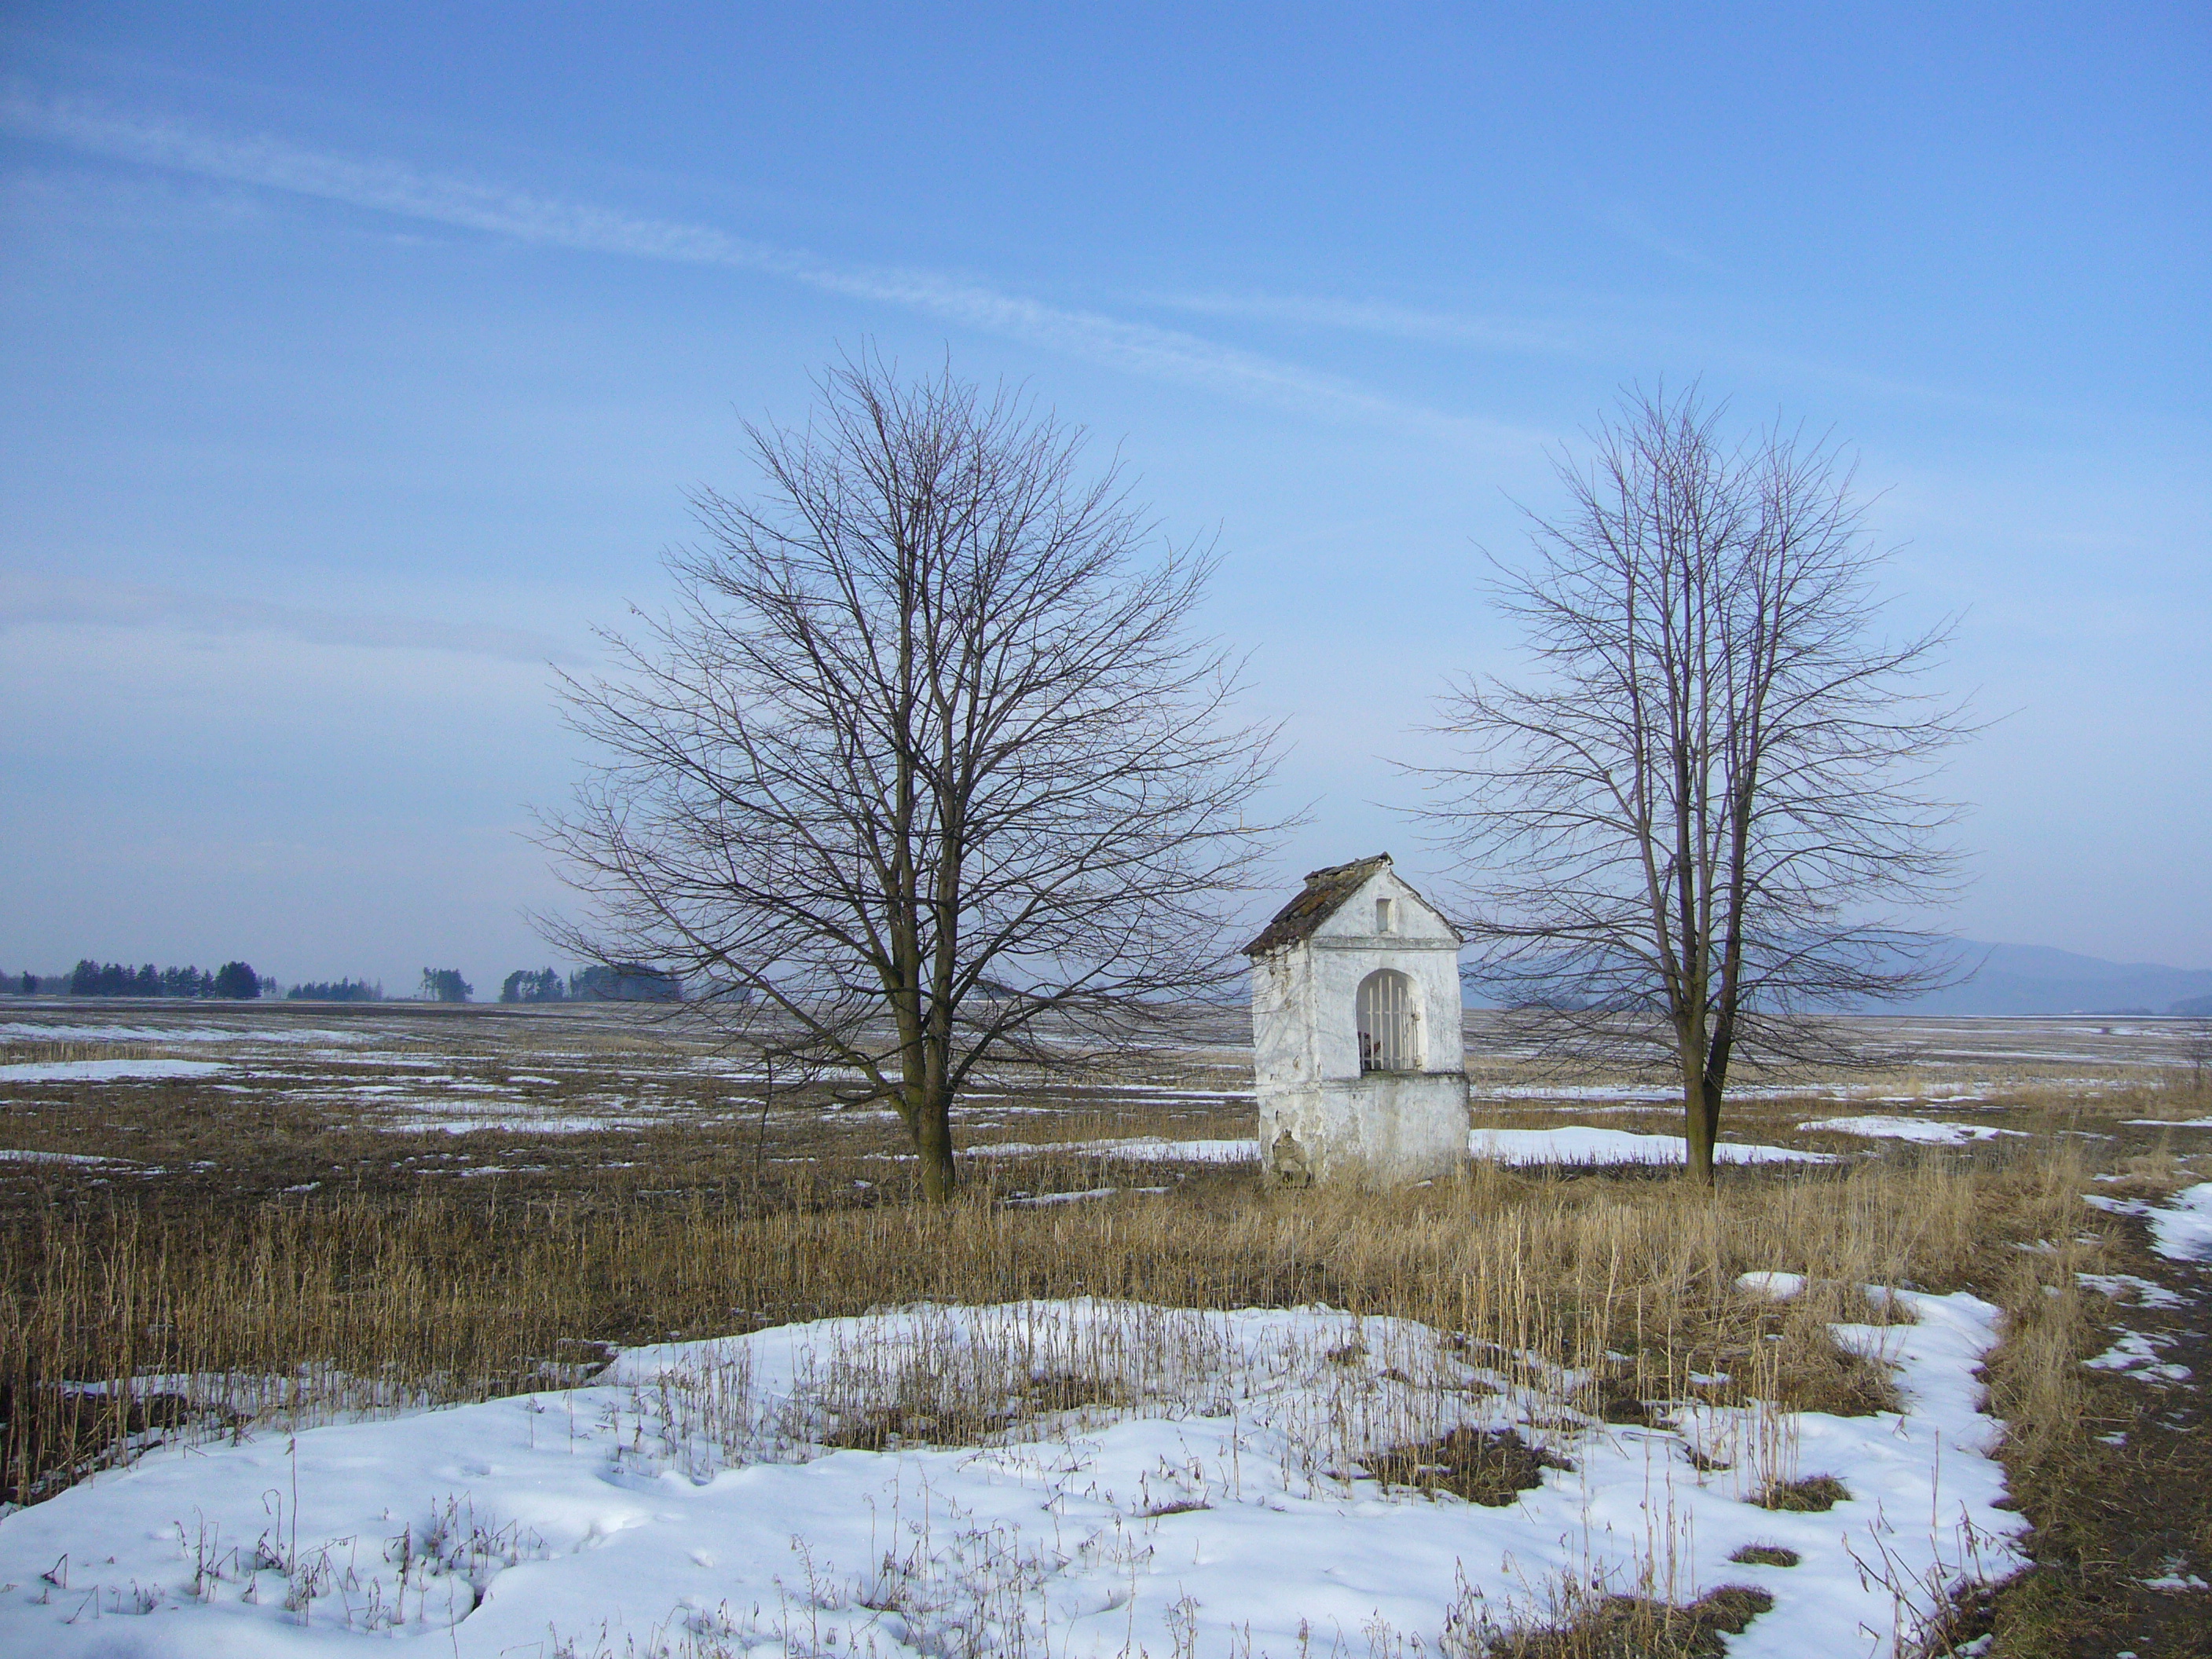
[419,969,472,1003]
[7,961,691,1003]
[570,964,684,1002]
[497,964,686,1002]
[501,968,564,1003]
[59,960,266,998]
[286,979,383,1002]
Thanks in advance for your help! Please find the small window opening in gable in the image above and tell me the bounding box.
[1357,969,1418,1072]
[1375,896,1395,934]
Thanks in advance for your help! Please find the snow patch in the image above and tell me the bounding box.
[2075,1273,2185,1309]
[0,1057,228,1082]
[0,1023,367,1045]
[0,1295,2023,1659]
[2148,1182,2212,1263]
[2083,1331,2192,1383]
[1737,1271,1807,1301]
[1797,1115,2027,1145]
[963,1137,1258,1163]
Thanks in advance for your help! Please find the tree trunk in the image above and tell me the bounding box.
[1697,1073,1723,1185]
[913,1081,957,1202]
[1680,1039,1716,1186]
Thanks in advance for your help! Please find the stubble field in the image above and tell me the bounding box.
[0,1000,2207,1656]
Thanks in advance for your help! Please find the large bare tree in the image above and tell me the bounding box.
[1417,388,1972,1182]
[544,357,1282,1199]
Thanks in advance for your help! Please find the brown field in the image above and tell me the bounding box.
[1,999,2207,1655]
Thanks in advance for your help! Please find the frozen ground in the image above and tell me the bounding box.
[0,1295,2021,1659]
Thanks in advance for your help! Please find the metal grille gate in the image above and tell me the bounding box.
[1357,970,1415,1072]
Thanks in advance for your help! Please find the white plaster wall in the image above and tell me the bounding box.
[1258,1074,1468,1184]
[1250,943,1317,1094]
[1251,866,1469,1185]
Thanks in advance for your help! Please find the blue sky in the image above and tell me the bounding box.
[2,3,2207,992]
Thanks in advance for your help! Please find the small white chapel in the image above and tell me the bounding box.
[1242,854,1470,1185]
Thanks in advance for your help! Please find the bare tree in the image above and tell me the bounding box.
[2180,1017,2212,1096]
[1415,387,1972,1182]
[543,357,1283,1199]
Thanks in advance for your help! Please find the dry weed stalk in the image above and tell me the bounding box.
[0,1146,2093,1511]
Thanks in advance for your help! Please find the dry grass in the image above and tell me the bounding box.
[9,1002,2201,1650]
[1,1142,2093,1512]
[1748,1473,1849,1512]
[1367,1426,1574,1506]
[0,1039,163,1064]
[1968,1144,2212,1657]
[1481,1584,1774,1659]
[1726,1544,1799,1568]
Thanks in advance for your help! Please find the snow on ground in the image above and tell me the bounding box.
[2148,1183,2212,1262]
[1469,1084,1845,1103]
[2126,1117,2212,1130]
[2082,1330,2192,1383]
[1471,1127,1833,1166]
[0,1058,229,1083]
[0,1024,368,1046]
[998,1186,1173,1207]
[960,1130,1834,1170]
[0,1148,118,1165]
[2141,1565,2212,1591]
[378,1112,661,1135]
[0,1295,2020,1659]
[964,1137,1258,1164]
[1736,1272,1807,1300]
[2076,1272,2186,1310]
[1472,1084,1691,1102]
[2081,1193,2150,1217]
[1796,1115,2028,1145]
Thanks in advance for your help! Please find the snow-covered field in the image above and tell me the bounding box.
[0,1294,2023,1659]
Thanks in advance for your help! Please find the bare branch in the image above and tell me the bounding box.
[1411,385,1976,1180]
[537,351,1289,1198]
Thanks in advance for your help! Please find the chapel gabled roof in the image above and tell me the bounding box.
[1240,853,1397,957]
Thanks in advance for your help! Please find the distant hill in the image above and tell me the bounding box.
[1461,940,2212,1016]
[1873,941,2212,1017]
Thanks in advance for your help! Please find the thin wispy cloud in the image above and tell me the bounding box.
[1148,290,1595,359]
[1147,281,2035,423]
[0,572,584,665]
[0,87,1537,449]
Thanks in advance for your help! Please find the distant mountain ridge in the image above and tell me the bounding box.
[1881,940,2212,1017]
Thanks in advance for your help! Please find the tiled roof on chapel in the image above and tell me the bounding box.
[1240,854,1396,958]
